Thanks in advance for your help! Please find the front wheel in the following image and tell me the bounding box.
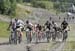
[9,32,14,44]
[62,31,68,42]
[9,36,12,44]
[46,31,50,43]
[26,31,32,43]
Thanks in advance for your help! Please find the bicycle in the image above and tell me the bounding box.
[26,28,32,43]
[45,28,51,43]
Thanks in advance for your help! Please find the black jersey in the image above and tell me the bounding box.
[61,20,68,30]
[45,21,51,30]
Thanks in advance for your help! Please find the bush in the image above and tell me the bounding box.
[0,0,10,14]
[0,0,17,17]
[53,2,60,9]
[31,1,53,10]
[16,0,23,3]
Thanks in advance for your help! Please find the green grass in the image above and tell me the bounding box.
[0,21,10,38]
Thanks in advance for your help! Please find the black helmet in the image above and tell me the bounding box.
[46,20,49,23]
[52,21,54,24]
[26,20,29,24]
[15,18,18,22]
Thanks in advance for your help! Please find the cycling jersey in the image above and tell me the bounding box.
[45,21,52,30]
[36,24,42,31]
[16,19,24,28]
[61,20,68,30]
[10,19,24,31]
[52,22,58,31]
[26,23,33,31]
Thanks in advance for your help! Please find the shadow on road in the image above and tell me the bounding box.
[0,42,10,46]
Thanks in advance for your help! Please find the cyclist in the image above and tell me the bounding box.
[52,21,58,31]
[61,19,69,30]
[51,21,58,41]
[8,18,24,33]
[44,20,52,42]
[36,24,42,41]
[15,18,25,36]
[7,18,16,31]
[8,18,25,43]
[44,20,52,30]
[61,19,70,41]
[25,20,33,43]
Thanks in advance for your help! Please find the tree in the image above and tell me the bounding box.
[16,0,23,3]
[0,0,11,14]
[9,0,17,16]
[23,0,31,2]
[0,0,17,16]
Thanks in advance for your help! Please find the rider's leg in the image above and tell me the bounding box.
[16,28,22,44]
[29,31,32,43]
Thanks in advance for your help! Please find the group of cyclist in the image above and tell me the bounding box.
[7,17,70,44]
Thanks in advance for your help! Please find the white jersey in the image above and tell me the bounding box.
[29,22,33,26]
[16,19,25,27]
[54,23,58,27]
[11,19,24,28]
[52,22,58,28]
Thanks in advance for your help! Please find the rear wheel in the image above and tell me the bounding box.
[18,32,22,44]
[18,35,22,44]
[14,31,17,44]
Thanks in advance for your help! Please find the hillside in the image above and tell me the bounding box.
[0,3,68,24]
[16,4,60,24]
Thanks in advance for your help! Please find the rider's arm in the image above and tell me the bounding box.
[61,22,64,28]
[7,21,12,30]
[29,23,33,26]
[68,25,70,31]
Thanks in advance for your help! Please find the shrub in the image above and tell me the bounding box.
[31,1,53,10]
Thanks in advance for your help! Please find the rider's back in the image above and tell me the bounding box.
[16,19,24,27]
[26,23,33,31]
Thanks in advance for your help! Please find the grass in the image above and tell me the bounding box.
[0,21,10,38]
